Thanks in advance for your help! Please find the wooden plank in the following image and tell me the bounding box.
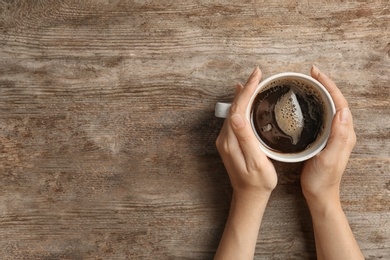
[0,0,389,259]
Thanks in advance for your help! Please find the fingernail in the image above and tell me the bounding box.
[231,114,246,129]
[312,65,320,77]
[340,108,350,124]
[252,66,260,76]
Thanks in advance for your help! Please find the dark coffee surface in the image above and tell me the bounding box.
[251,83,324,153]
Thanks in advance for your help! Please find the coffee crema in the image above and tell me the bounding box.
[251,79,325,153]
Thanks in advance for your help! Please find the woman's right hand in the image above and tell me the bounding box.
[301,66,357,206]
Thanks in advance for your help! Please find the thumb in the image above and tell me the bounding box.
[321,108,356,160]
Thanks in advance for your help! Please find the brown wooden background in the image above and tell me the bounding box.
[1,1,389,259]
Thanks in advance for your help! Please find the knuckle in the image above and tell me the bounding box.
[343,129,357,149]
[215,136,221,150]
[317,154,336,170]
[230,102,239,115]
[350,131,357,147]
[241,135,253,144]
[337,126,351,145]
[215,136,230,154]
[236,129,253,144]
[215,136,223,151]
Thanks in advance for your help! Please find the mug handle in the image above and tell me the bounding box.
[214,102,232,118]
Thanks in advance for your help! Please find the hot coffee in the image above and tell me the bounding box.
[251,79,325,153]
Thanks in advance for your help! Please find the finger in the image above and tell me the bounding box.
[216,117,247,173]
[311,65,348,111]
[231,67,262,115]
[230,113,268,169]
[320,108,356,161]
[234,82,244,101]
[221,77,256,157]
[218,84,245,157]
[216,82,256,175]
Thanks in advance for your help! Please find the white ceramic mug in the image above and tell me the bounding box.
[215,72,336,163]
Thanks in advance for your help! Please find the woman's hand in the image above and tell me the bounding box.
[214,67,277,260]
[300,66,363,260]
[216,67,277,199]
[301,66,357,206]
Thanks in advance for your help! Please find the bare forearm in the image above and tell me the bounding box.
[307,197,364,260]
[215,191,270,260]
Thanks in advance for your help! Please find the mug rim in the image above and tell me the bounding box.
[245,72,336,163]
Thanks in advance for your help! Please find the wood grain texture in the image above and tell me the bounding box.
[0,0,389,259]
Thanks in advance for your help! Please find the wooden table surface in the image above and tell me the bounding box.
[1,1,389,259]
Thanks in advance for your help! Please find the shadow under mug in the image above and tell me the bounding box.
[215,72,336,163]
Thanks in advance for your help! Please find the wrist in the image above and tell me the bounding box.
[228,190,270,229]
[304,189,341,214]
[233,188,272,204]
